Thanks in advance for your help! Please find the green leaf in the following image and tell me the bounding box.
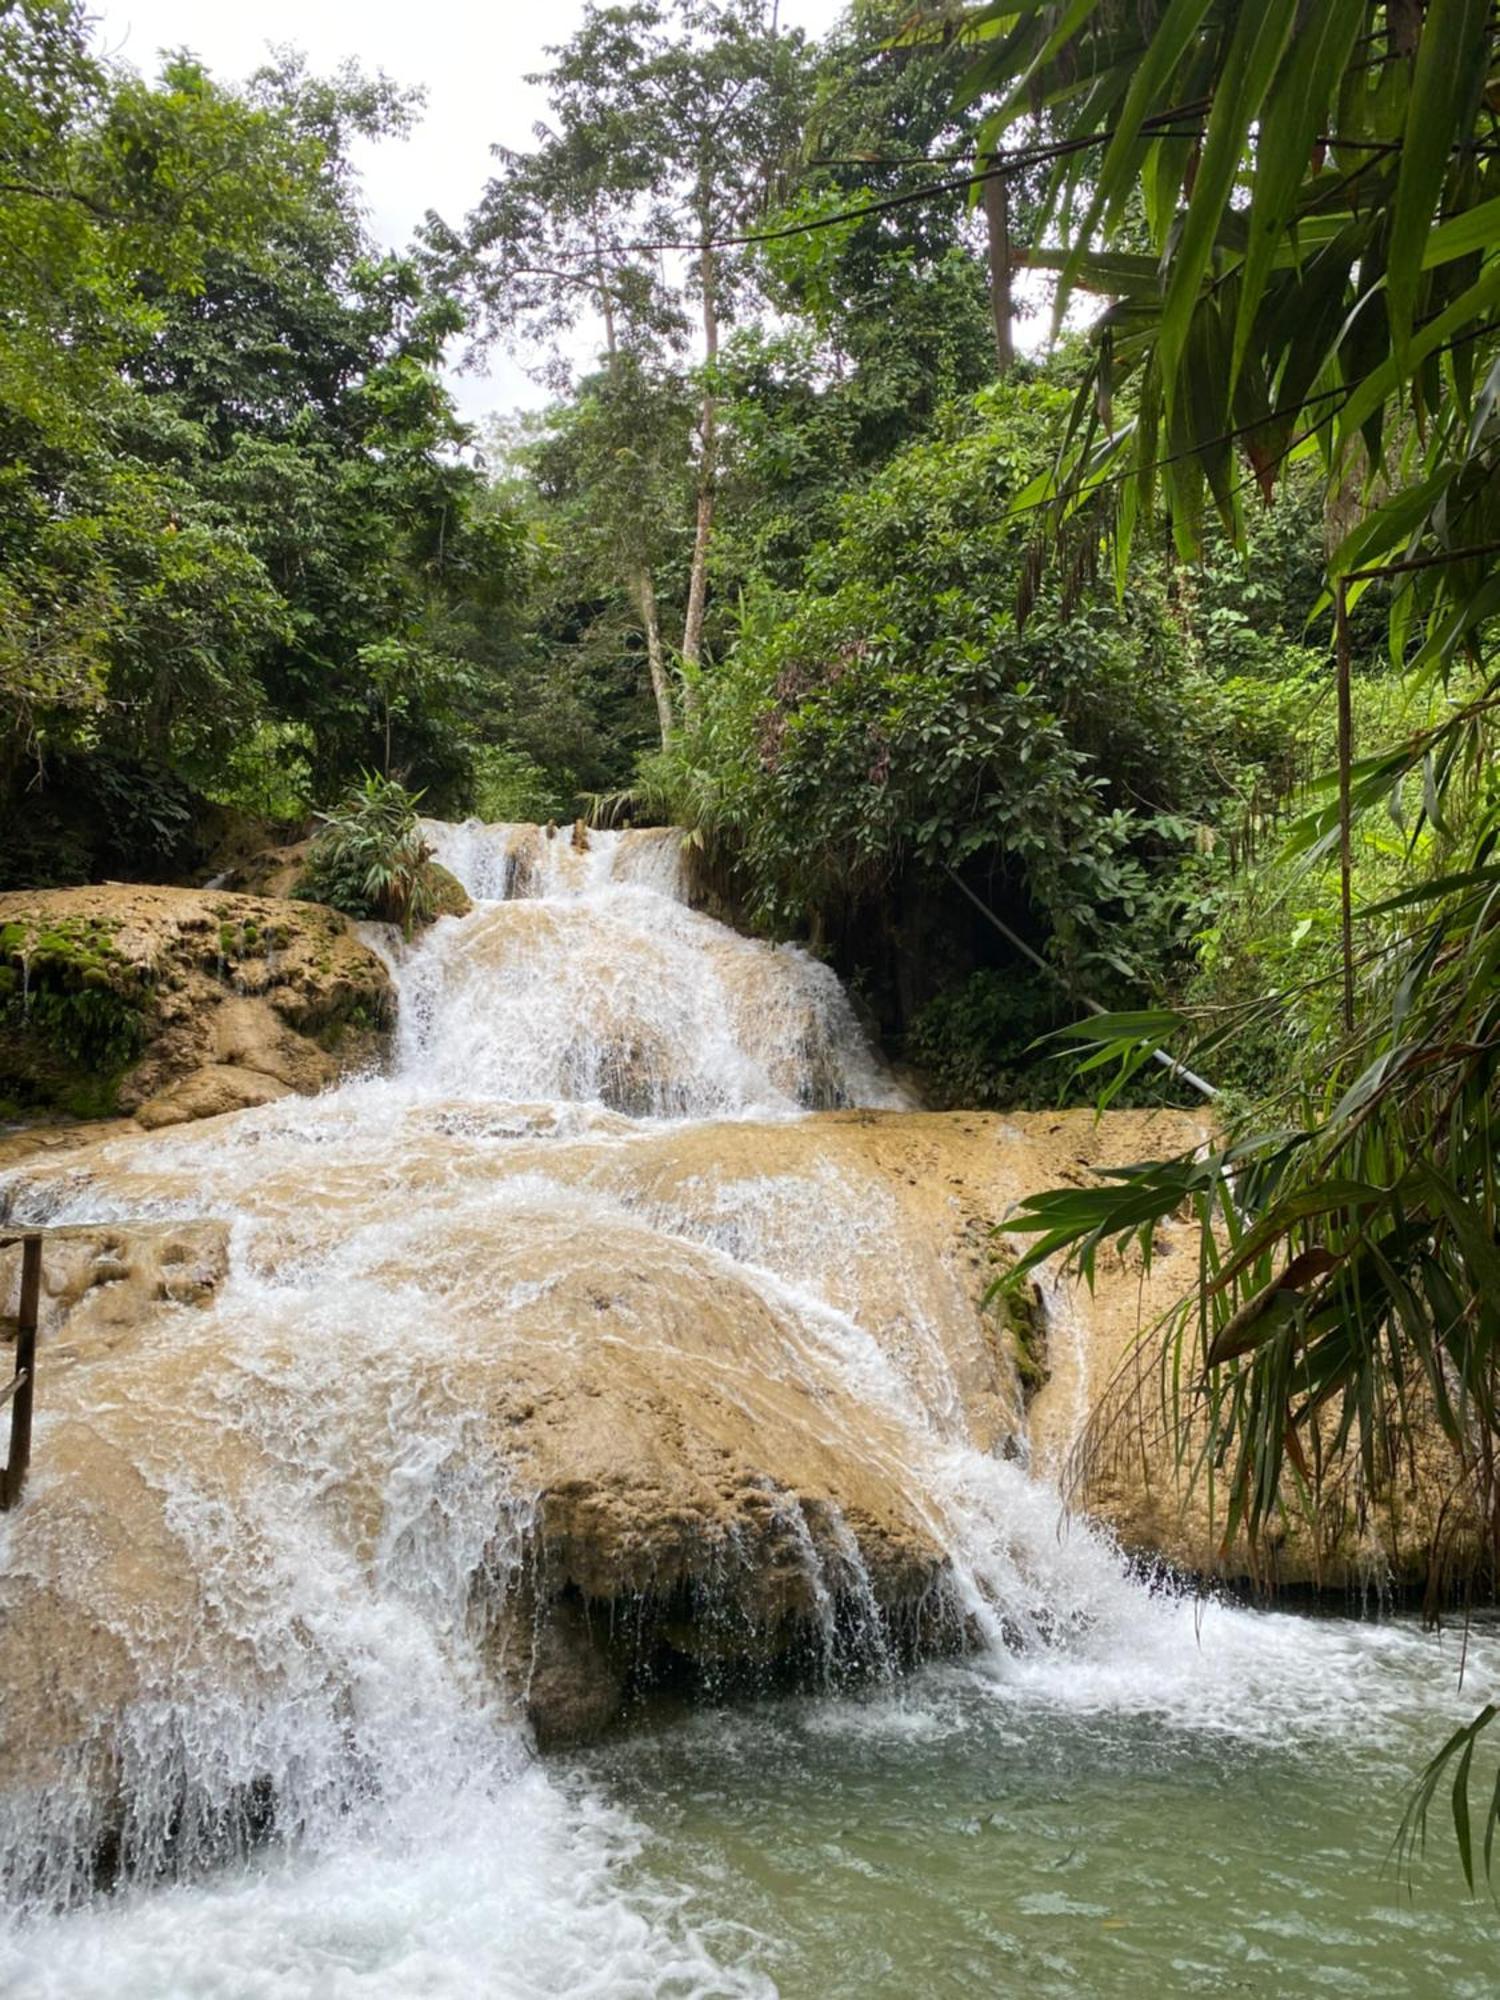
[1337,257,1500,455]
[1388,0,1493,363]
[971,0,1102,121]
[1047,1009,1189,1045]
[1422,195,1500,271]
[1158,0,1298,408]
[1231,0,1364,390]
[1453,1732,1478,1890]
[1052,0,1216,322]
[1364,864,1500,918]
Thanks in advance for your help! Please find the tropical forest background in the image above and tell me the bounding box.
[6,0,1500,1850]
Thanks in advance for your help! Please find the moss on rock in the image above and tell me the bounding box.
[0,886,393,1129]
[0,915,150,1117]
[423,861,472,922]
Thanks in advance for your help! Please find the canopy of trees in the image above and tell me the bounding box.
[0,0,528,882]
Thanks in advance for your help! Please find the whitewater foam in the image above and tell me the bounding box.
[0,817,1491,1995]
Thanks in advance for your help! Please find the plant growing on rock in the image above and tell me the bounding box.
[297,774,435,937]
[0,914,148,1118]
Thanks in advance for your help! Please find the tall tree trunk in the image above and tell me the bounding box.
[599,226,671,740]
[592,221,618,361]
[632,564,674,747]
[983,170,1015,376]
[1388,0,1422,58]
[680,235,719,721]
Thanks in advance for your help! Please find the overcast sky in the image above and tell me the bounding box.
[94,0,852,422]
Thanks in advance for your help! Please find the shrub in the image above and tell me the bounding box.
[653,380,1244,990]
[297,773,434,936]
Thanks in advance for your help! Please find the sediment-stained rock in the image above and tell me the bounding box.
[0,885,393,1129]
[0,1107,1200,1800]
[1027,1211,1486,1597]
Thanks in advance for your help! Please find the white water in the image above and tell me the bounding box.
[0,820,1492,1996]
[405,820,904,1116]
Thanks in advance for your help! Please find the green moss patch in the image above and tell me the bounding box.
[0,914,150,1116]
[983,1249,1049,1401]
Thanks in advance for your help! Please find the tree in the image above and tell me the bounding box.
[0,16,530,880]
[798,0,1030,383]
[433,1,812,737]
[511,355,698,747]
[0,8,329,859]
[645,375,1252,1006]
[951,0,1500,1875]
[704,0,1012,603]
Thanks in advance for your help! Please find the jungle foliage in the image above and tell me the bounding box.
[948,0,1500,1875]
[644,378,1257,977]
[0,0,530,884]
[297,773,436,936]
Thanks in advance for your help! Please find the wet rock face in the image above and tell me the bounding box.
[0,1107,1202,1790]
[0,885,393,1130]
[504,1591,625,1751]
[1026,1224,1486,1598]
[0,1221,228,1349]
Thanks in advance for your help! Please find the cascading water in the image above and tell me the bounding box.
[403,820,904,1116]
[0,820,1496,1998]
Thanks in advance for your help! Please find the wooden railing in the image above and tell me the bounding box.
[0,1232,40,1510]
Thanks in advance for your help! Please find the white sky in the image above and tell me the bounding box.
[94,0,852,423]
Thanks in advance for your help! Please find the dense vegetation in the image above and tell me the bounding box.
[0,0,1347,1091]
[0,0,528,885]
[5,0,1500,1869]
[963,0,1500,1872]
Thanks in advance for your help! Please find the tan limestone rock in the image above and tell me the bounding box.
[0,884,392,1130]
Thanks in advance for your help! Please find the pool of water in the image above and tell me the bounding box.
[2,1612,1495,1995]
[571,1613,1500,1999]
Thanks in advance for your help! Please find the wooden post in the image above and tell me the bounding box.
[1,1234,40,1510]
[1335,579,1356,1036]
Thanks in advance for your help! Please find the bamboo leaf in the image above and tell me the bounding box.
[1453,1733,1478,1890]
[1048,1009,1189,1045]
[986,0,1107,121]
[1388,0,1493,363]
[1052,0,1216,321]
[1364,864,1500,917]
[1158,0,1298,405]
[1423,195,1500,270]
[1231,0,1363,389]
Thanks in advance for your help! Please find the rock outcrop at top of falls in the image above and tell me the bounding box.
[0,885,393,1130]
[218,836,474,924]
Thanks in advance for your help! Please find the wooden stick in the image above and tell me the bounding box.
[1,1234,40,1510]
[1336,580,1356,1037]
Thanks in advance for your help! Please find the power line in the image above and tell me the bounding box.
[560,103,1210,261]
[943,868,1220,1101]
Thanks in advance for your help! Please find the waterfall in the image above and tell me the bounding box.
[0,820,1489,1995]
[0,820,934,1921]
[398,821,904,1117]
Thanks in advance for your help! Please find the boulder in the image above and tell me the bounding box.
[0,885,393,1130]
[423,861,473,921]
[222,842,472,924]
[215,839,312,902]
[1026,1217,1486,1598]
